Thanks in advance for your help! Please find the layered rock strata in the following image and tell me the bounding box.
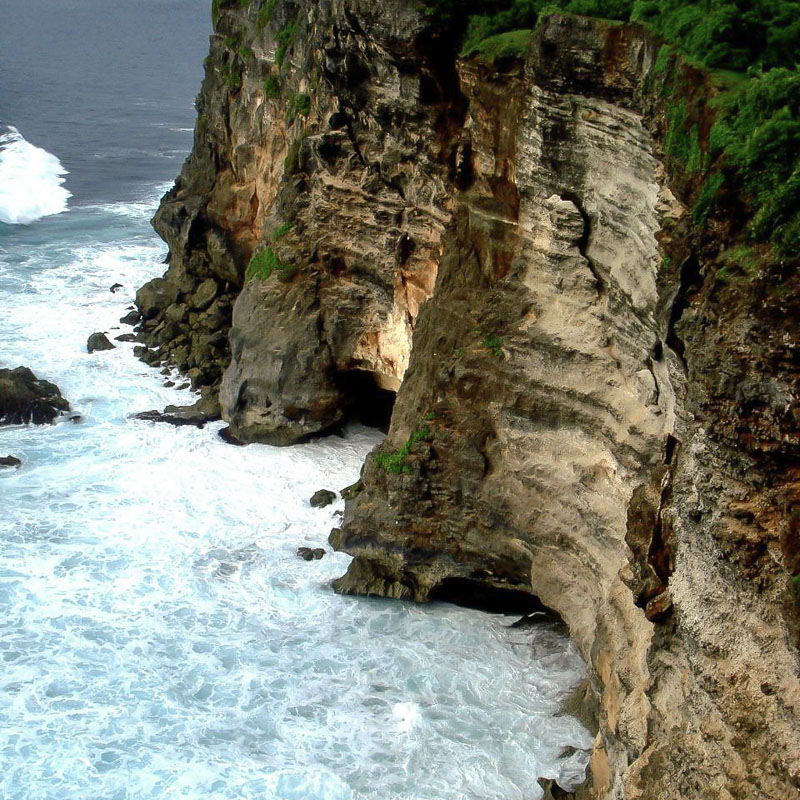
[145,3,799,798]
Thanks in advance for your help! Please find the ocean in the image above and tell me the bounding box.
[0,1,592,798]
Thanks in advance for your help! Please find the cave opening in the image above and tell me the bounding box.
[429,577,552,616]
[337,370,396,433]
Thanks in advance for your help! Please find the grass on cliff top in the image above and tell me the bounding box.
[467,28,532,61]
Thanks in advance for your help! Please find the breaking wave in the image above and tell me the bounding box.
[0,124,71,225]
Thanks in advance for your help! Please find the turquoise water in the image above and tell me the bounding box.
[0,2,592,797]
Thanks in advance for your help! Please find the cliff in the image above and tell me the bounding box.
[139,1,800,797]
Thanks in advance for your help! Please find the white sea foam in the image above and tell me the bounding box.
[0,190,593,800]
[0,125,72,225]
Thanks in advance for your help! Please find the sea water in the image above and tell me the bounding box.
[0,2,593,798]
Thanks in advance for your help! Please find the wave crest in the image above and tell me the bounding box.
[0,125,71,225]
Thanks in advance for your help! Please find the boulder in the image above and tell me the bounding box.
[119,310,141,326]
[0,367,70,425]
[135,277,179,320]
[0,455,22,468]
[310,489,337,508]
[87,332,115,353]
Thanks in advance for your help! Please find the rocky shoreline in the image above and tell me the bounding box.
[132,1,799,797]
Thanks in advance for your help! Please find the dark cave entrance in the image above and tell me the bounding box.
[429,577,552,616]
[337,370,396,432]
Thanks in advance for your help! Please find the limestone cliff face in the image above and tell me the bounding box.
[139,0,461,440]
[144,2,799,798]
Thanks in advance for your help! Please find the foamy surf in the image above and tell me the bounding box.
[0,124,72,225]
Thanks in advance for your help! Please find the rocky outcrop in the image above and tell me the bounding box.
[139,0,461,442]
[0,366,70,425]
[329,15,800,800]
[144,2,799,798]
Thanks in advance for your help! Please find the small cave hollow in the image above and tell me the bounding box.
[429,577,550,616]
[337,369,396,432]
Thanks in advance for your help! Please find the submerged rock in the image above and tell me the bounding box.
[87,332,115,353]
[0,367,70,425]
[0,455,22,468]
[296,547,326,562]
[309,489,337,509]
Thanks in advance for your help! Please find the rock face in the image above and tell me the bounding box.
[145,2,799,798]
[0,367,70,425]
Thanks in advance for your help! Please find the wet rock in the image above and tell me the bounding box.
[131,390,220,428]
[340,480,362,501]
[310,489,337,508]
[0,367,70,425]
[87,332,115,353]
[0,455,22,468]
[217,425,246,446]
[120,310,140,326]
[109,283,123,293]
[114,333,137,342]
[297,547,326,561]
[135,277,179,320]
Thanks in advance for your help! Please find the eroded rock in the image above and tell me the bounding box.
[87,332,115,353]
[0,367,70,425]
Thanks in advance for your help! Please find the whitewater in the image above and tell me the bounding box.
[0,125,72,224]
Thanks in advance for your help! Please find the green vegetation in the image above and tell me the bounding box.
[469,28,533,61]
[263,74,281,98]
[284,136,303,175]
[481,334,505,359]
[256,0,278,29]
[709,68,800,253]
[271,222,293,241]
[245,247,291,281]
[374,427,433,475]
[691,172,724,226]
[287,92,312,120]
[276,17,299,68]
[792,574,800,604]
[220,62,243,91]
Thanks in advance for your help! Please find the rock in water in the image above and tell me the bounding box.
[119,310,140,326]
[87,332,115,353]
[109,283,123,293]
[0,367,70,425]
[0,455,22,468]
[309,489,337,508]
[297,547,326,561]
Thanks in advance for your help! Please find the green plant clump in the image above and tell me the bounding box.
[374,426,432,475]
[481,334,505,359]
[287,92,312,120]
[275,18,299,68]
[263,74,281,98]
[245,247,290,281]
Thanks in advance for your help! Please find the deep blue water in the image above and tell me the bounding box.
[0,0,209,203]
